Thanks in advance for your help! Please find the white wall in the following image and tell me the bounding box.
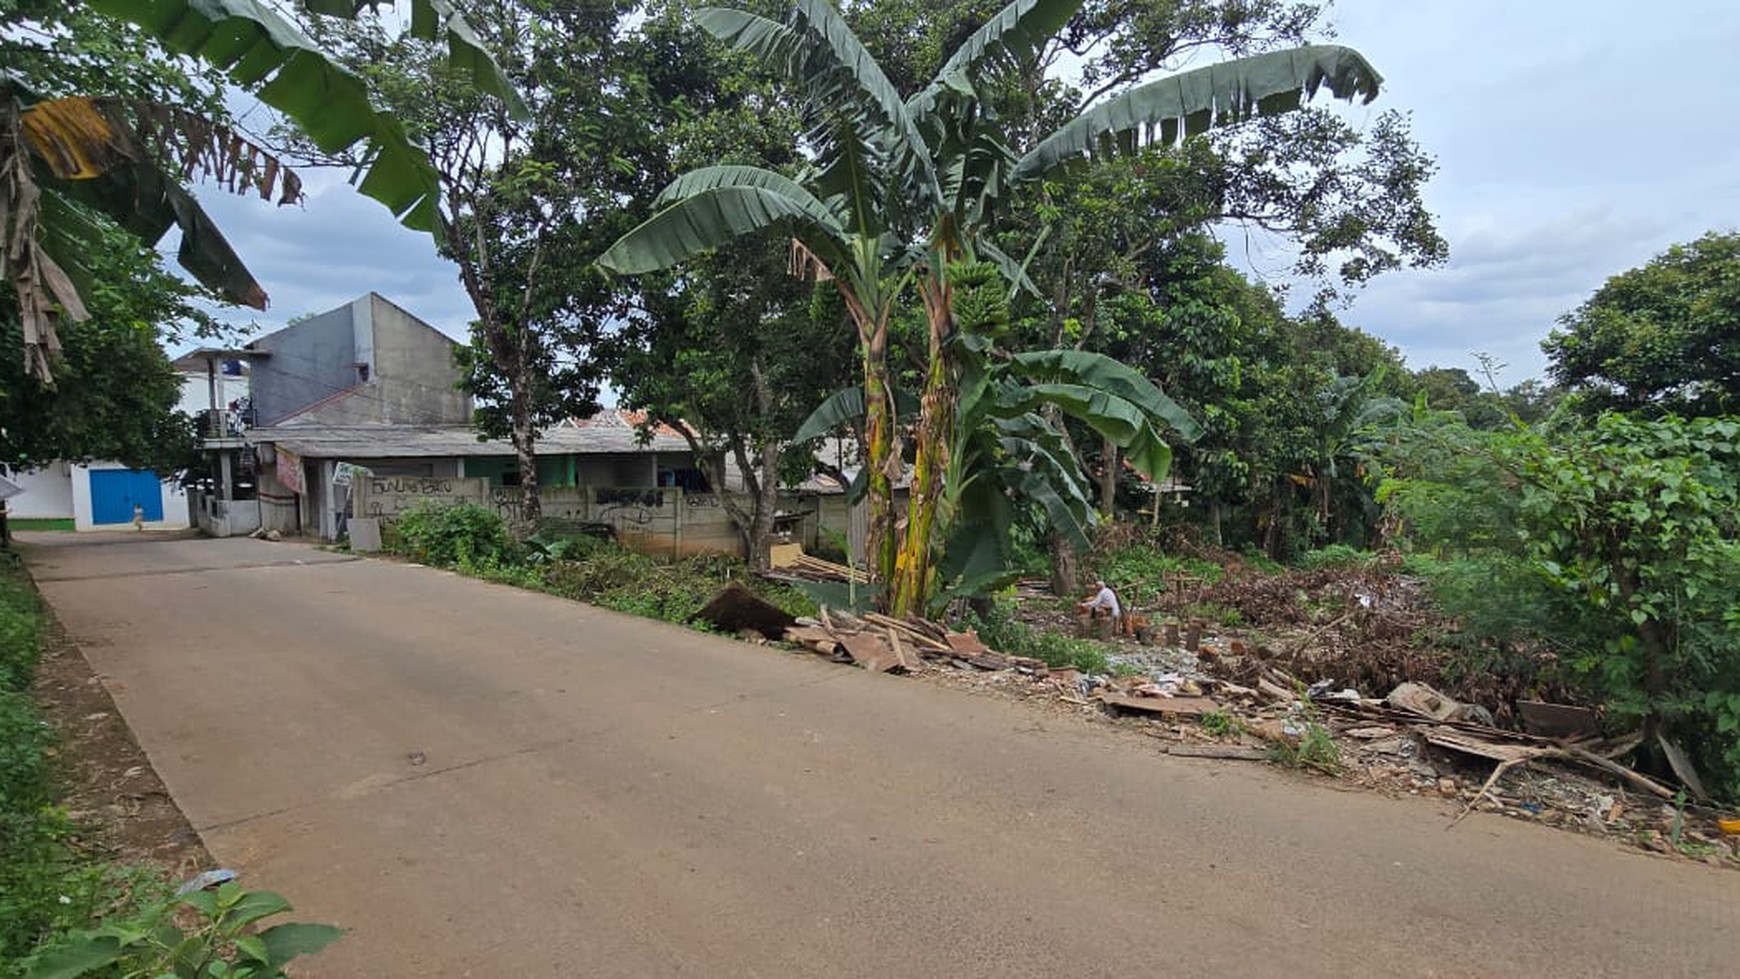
[177,370,250,416]
[70,463,190,531]
[3,463,75,519]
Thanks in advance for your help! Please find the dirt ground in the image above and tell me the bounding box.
[31,603,211,880]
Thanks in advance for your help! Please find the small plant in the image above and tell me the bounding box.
[1269,721,1343,775]
[24,881,341,979]
[1200,709,1245,738]
[1111,663,1144,678]
[1183,601,1243,628]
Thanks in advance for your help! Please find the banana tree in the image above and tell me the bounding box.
[600,0,1386,613]
[794,266,1203,605]
[5,0,523,382]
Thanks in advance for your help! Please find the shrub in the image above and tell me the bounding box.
[1298,544,1374,570]
[389,501,515,569]
[0,577,42,692]
[966,599,1110,674]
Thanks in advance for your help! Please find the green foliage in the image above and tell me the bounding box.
[1544,232,1740,417]
[392,509,819,630]
[0,574,42,692]
[388,502,515,570]
[1297,544,1375,570]
[23,880,341,979]
[964,599,1110,674]
[1088,544,1224,593]
[0,571,169,975]
[1200,708,1244,738]
[1384,411,1740,800]
[1269,720,1342,775]
[1,223,207,473]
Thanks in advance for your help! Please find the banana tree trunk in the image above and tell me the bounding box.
[890,275,955,616]
[841,284,898,587]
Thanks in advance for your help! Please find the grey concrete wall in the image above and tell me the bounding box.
[250,301,360,424]
[367,295,472,425]
[249,295,470,426]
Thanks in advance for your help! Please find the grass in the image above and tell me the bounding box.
[1200,708,1246,738]
[6,518,74,532]
[1267,720,1343,775]
[383,513,817,633]
[0,570,170,976]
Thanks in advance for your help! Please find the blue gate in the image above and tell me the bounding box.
[89,470,163,525]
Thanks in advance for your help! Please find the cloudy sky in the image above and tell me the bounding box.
[187,0,1740,388]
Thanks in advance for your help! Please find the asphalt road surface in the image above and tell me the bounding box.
[24,533,1738,978]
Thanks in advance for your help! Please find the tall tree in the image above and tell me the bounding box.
[603,0,1389,614]
[1543,231,1740,417]
[293,0,719,523]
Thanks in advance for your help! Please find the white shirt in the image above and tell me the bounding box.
[1086,586,1120,617]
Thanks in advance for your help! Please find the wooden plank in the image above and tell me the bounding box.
[944,631,992,656]
[769,542,805,568]
[836,632,901,673]
[1166,744,1269,760]
[1095,693,1220,717]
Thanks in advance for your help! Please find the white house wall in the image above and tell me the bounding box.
[3,463,75,519]
[69,463,189,531]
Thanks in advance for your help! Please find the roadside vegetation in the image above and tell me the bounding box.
[0,571,159,975]
[383,501,817,630]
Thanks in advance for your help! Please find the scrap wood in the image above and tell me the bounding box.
[1564,746,1675,800]
[944,631,992,656]
[885,626,926,673]
[1167,744,1269,761]
[1448,754,1543,829]
[862,612,951,652]
[836,631,906,674]
[785,554,871,583]
[1096,692,1219,718]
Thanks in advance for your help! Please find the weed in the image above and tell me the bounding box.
[389,501,514,568]
[1268,721,1343,775]
[1111,663,1144,678]
[1200,709,1245,738]
[1183,601,1243,628]
[22,880,341,978]
[963,599,1109,673]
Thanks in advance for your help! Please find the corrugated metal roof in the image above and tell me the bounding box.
[252,422,692,459]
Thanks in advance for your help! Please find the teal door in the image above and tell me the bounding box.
[89,470,162,524]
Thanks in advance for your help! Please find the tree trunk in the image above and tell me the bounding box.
[1049,529,1079,597]
[756,442,782,568]
[510,367,540,526]
[843,286,898,590]
[890,275,955,616]
[1208,497,1223,548]
[1098,437,1119,518]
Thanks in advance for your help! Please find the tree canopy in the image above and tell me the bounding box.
[1543,231,1740,417]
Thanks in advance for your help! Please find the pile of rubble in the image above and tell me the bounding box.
[698,579,1738,864]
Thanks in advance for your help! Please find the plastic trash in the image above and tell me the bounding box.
[175,868,238,896]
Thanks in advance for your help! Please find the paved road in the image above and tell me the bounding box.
[24,533,1737,978]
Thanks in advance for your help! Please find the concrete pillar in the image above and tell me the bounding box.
[219,451,233,501]
[206,359,219,437]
